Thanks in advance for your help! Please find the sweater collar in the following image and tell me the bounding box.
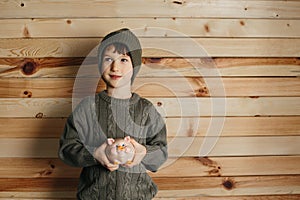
[98,90,140,105]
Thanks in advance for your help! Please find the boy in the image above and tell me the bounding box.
[58,28,168,200]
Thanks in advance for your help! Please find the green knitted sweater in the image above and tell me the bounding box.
[58,91,168,200]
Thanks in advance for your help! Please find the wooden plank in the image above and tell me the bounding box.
[142,38,300,58]
[0,38,299,58]
[0,57,84,78]
[169,136,300,157]
[153,156,300,177]
[0,98,72,118]
[1,195,300,200]
[154,176,300,197]
[1,58,299,78]
[0,0,299,19]
[0,199,73,200]
[0,136,299,158]
[0,77,299,98]
[0,138,60,158]
[142,57,300,77]
[0,118,66,138]
[0,176,299,196]
[166,116,300,137]
[0,97,299,118]
[0,158,81,178]
[1,156,300,178]
[137,77,300,97]
[0,178,77,192]
[1,117,300,138]
[0,191,76,199]
[151,97,300,117]
[1,18,300,38]
[154,195,300,200]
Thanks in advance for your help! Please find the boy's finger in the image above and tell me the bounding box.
[124,162,134,168]
[106,163,119,170]
[106,161,118,167]
[108,165,119,171]
[98,155,110,166]
[130,138,137,146]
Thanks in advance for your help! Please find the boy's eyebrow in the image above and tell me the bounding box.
[103,53,130,58]
[102,53,115,57]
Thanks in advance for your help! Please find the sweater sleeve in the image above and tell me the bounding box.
[142,104,168,172]
[58,97,100,167]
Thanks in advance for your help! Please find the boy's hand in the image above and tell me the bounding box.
[93,142,119,171]
[125,138,147,168]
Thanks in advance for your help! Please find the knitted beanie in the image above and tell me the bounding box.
[97,28,142,84]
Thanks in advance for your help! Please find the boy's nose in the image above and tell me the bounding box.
[110,61,119,72]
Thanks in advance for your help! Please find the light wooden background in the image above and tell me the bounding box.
[0,0,300,199]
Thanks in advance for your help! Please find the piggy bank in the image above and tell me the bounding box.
[105,136,135,165]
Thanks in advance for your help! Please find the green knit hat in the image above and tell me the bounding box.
[98,28,142,84]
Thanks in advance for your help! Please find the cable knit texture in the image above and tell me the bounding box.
[58,91,168,200]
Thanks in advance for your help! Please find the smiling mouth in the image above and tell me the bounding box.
[110,75,122,79]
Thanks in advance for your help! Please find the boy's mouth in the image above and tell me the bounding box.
[109,75,122,80]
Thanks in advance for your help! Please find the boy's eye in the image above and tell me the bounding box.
[121,58,129,62]
[104,57,113,62]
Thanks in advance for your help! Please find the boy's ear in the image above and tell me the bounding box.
[124,136,131,142]
[107,138,115,145]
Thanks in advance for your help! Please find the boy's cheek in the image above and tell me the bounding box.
[100,65,109,74]
[123,70,133,77]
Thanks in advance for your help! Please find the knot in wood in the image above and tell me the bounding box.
[196,87,209,97]
[23,90,32,98]
[173,0,184,5]
[204,24,210,33]
[21,60,37,75]
[222,178,235,190]
[36,112,44,118]
[50,164,55,169]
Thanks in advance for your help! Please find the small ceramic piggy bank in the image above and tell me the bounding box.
[105,136,135,165]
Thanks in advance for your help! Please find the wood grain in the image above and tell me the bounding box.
[0,38,299,58]
[0,176,299,197]
[1,0,299,199]
[154,176,300,196]
[0,57,84,78]
[0,118,66,138]
[0,0,299,19]
[1,57,299,78]
[1,117,299,138]
[142,57,300,77]
[1,156,300,178]
[1,195,300,200]
[154,197,300,200]
[0,97,299,118]
[1,18,300,38]
[0,137,299,158]
[154,195,300,200]
[0,77,299,98]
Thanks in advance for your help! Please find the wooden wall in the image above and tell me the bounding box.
[1,0,300,199]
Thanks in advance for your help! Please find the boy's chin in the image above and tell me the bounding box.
[107,81,130,89]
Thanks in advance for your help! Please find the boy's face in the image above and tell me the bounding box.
[101,45,133,89]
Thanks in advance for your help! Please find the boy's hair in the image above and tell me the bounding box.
[98,28,142,84]
[106,42,131,57]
